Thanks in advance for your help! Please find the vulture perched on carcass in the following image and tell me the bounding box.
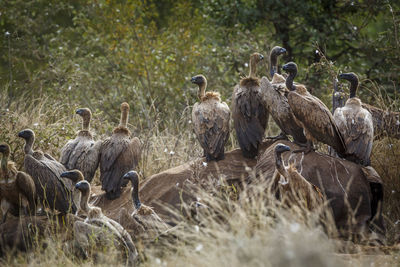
[73,180,138,264]
[232,52,268,158]
[261,47,307,144]
[0,143,36,222]
[18,129,76,214]
[118,171,168,240]
[333,72,374,166]
[99,102,142,200]
[60,108,101,183]
[190,74,230,161]
[282,62,347,156]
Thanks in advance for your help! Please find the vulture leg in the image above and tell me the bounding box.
[266,132,289,142]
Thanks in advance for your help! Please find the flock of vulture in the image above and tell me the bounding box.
[0,46,398,263]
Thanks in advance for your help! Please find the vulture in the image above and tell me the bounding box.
[261,47,307,144]
[333,73,374,166]
[60,170,85,216]
[18,129,76,214]
[74,180,138,264]
[190,74,230,161]
[99,102,142,200]
[0,143,36,222]
[282,62,347,155]
[118,171,168,239]
[270,143,324,211]
[232,52,268,158]
[269,46,287,80]
[60,108,101,183]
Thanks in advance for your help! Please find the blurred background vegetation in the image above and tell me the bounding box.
[1,0,398,128]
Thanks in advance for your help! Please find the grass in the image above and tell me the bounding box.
[0,87,400,266]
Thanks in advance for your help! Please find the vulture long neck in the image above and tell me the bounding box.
[349,79,358,98]
[82,113,91,131]
[130,177,141,210]
[24,135,34,155]
[285,70,297,92]
[270,53,278,77]
[80,190,90,214]
[119,106,129,128]
[198,80,207,101]
[249,57,258,79]
[275,150,288,178]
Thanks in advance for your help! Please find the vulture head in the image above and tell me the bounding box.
[250,52,264,65]
[191,75,207,100]
[121,102,130,112]
[18,129,35,141]
[0,143,10,157]
[283,62,298,91]
[75,180,91,196]
[61,169,85,183]
[122,170,141,209]
[270,46,287,77]
[274,143,291,158]
[339,72,359,98]
[76,108,91,121]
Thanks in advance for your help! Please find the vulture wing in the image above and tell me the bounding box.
[15,171,36,210]
[60,138,80,167]
[192,100,230,160]
[24,154,75,214]
[260,77,307,144]
[334,105,374,165]
[232,83,268,158]
[288,90,347,155]
[100,134,141,199]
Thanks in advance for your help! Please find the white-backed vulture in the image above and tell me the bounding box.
[232,52,268,158]
[74,180,138,265]
[270,143,324,211]
[60,108,101,183]
[282,62,347,155]
[190,75,230,161]
[269,46,286,79]
[18,129,76,214]
[0,143,36,223]
[99,102,142,200]
[333,73,374,166]
[60,169,85,216]
[118,171,168,240]
[261,47,307,144]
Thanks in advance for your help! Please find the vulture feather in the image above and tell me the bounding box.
[282,62,347,155]
[18,129,76,214]
[118,171,168,240]
[99,102,142,200]
[232,52,268,158]
[334,73,374,166]
[60,108,101,183]
[74,180,138,264]
[190,74,230,161]
[0,143,36,222]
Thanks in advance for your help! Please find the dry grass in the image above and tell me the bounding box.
[1,90,400,266]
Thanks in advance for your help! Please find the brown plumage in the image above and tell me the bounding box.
[60,108,101,183]
[117,171,168,240]
[190,75,230,161]
[282,62,347,155]
[18,129,76,214]
[270,144,324,211]
[334,73,374,166]
[261,48,307,144]
[232,52,268,158]
[99,102,142,200]
[0,144,36,222]
[74,180,138,264]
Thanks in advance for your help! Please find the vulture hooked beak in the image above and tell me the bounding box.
[279,47,287,55]
[259,54,264,60]
[18,129,34,140]
[76,108,84,115]
[275,143,291,154]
